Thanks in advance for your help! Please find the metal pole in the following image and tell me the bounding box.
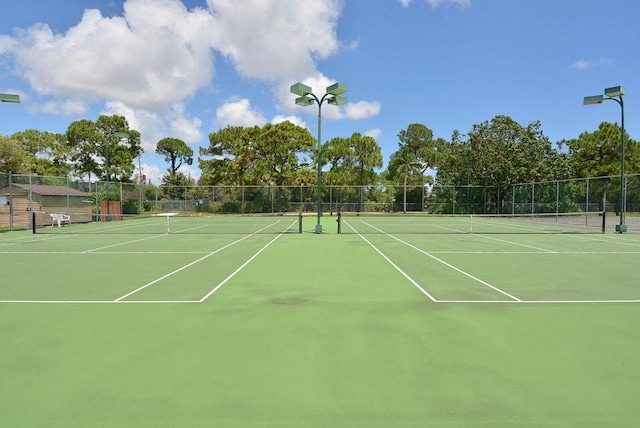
[619,97,626,232]
[316,102,323,233]
[105,139,110,221]
[138,154,143,214]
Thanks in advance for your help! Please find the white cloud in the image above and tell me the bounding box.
[345,101,381,120]
[168,103,203,143]
[399,0,471,8]
[427,0,471,8]
[8,1,216,109]
[570,57,615,71]
[216,98,267,127]
[365,128,382,140]
[142,163,163,185]
[28,99,88,116]
[1,0,349,155]
[207,0,343,81]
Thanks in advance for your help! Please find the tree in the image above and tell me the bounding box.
[161,171,196,200]
[66,115,142,182]
[323,133,383,211]
[11,130,70,176]
[198,126,248,185]
[199,122,314,186]
[0,135,28,174]
[437,116,571,210]
[388,150,422,213]
[397,123,439,175]
[66,119,102,180]
[156,138,193,176]
[563,121,639,179]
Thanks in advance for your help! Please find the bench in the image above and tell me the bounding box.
[50,213,71,227]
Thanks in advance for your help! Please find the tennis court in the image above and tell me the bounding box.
[1,214,640,426]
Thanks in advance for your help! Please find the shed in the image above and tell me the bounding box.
[0,184,94,228]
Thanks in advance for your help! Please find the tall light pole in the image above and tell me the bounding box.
[1,93,20,230]
[583,85,626,233]
[290,82,347,233]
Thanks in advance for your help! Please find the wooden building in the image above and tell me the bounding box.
[0,184,93,229]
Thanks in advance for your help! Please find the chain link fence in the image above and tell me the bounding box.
[2,172,639,232]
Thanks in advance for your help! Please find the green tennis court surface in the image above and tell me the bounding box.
[1,216,640,427]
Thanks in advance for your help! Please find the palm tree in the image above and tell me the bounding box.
[393,151,422,213]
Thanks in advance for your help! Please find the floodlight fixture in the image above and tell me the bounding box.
[583,95,604,105]
[326,82,347,96]
[327,95,347,106]
[295,96,314,106]
[0,93,20,103]
[605,86,625,98]
[290,83,312,97]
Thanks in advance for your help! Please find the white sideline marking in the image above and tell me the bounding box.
[198,221,296,302]
[0,300,200,304]
[113,221,281,302]
[436,299,640,304]
[355,220,522,302]
[345,221,437,302]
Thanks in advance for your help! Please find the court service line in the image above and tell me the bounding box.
[198,221,296,302]
[345,222,437,302]
[113,221,281,302]
[0,232,79,247]
[357,221,522,302]
[82,234,166,253]
[472,234,557,253]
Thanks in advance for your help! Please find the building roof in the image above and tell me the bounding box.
[3,184,91,197]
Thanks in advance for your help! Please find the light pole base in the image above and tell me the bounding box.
[315,224,323,234]
[616,224,627,233]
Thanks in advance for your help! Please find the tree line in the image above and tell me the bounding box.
[1,113,638,208]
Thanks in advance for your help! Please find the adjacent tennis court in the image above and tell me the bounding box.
[1,215,639,426]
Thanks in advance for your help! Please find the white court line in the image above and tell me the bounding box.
[354,220,522,302]
[82,234,167,253]
[199,220,296,302]
[113,221,282,302]
[0,299,199,304]
[472,233,557,253]
[436,299,640,304]
[345,221,437,302]
[0,233,79,247]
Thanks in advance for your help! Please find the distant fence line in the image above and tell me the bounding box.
[2,172,639,230]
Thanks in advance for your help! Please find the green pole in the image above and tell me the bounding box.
[290,82,346,234]
[105,138,111,222]
[316,102,323,233]
[619,96,626,232]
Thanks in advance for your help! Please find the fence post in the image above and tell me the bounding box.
[8,172,13,231]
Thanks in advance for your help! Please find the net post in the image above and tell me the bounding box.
[337,210,342,234]
[298,212,302,234]
[31,211,36,234]
[601,210,606,233]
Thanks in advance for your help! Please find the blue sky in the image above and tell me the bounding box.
[1,0,639,183]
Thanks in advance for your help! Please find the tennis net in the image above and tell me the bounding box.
[32,212,304,235]
[337,211,606,235]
